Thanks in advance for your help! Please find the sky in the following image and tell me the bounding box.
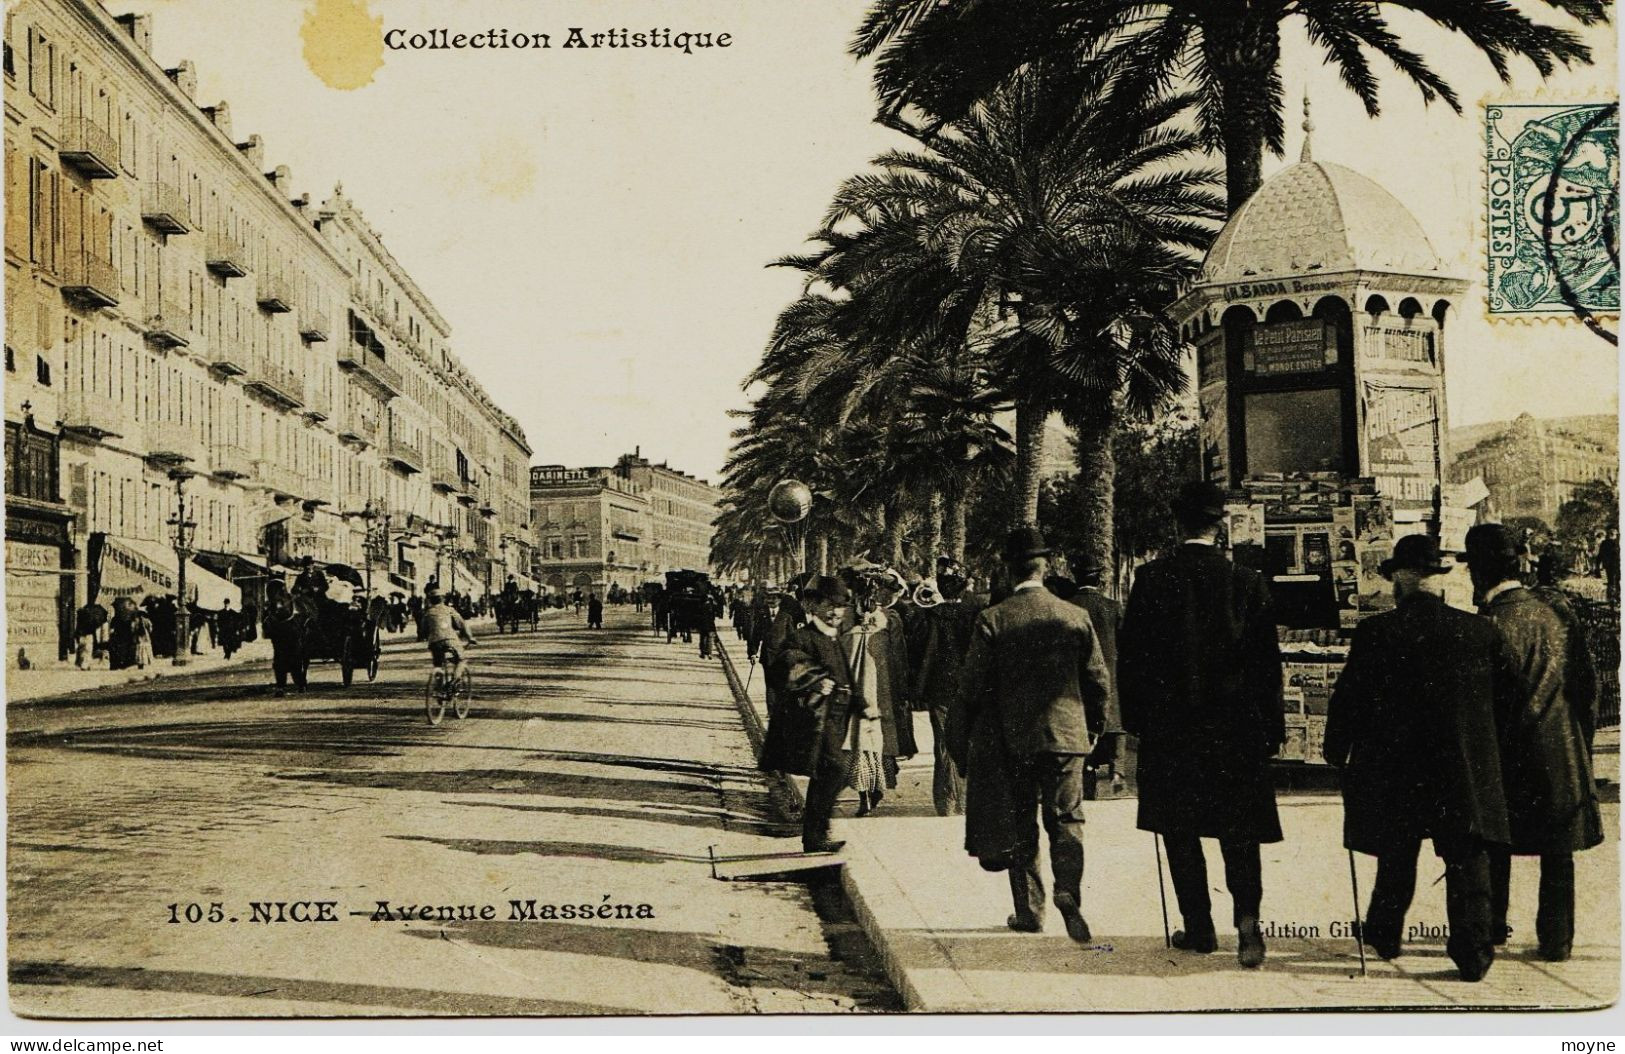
[103,1,1619,480]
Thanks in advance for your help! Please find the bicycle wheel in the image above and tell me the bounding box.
[453,667,472,719]
[425,669,447,725]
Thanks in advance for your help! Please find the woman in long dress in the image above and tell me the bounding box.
[839,606,889,815]
[132,611,154,669]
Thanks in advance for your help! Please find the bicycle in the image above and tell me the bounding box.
[425,652,474,725]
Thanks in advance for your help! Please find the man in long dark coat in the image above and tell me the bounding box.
[1324,533,1516,982]
[950,527,1110,941]
[1118,481,1283,969]
[908,560,978,816]
[763,576,857,853]
[1465,524,1602,963]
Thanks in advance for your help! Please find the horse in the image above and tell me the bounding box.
[263,591,315,692]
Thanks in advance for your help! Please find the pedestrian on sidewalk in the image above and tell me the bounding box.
[1323,533,1515,982]
[1118,481,1283,969]
[74,600,108,669]
[908,558,978,816]
[1067,555,1126,793]
[107,597,137,671]
[764,575,859,854]
[949,527,1109,942]
[587,593,604,629]
[132,606,155,670]
[219,599,242,660]
[837,563,914,817]
[1465,524,1602,963]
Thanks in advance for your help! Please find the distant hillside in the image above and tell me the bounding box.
[1450,414,1618,456]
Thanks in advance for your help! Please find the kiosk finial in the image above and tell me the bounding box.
[1300,92,1314,162]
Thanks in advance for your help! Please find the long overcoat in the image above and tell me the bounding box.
[950,585,1110,862]
[1483,587,1603,854]
[1324,592,1515,855]
[1118,543,1284,843]
[760,621,854,777]
[907,599,980,715]
[871,609,916,758]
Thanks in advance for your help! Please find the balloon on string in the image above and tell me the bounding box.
[767,479,813,524]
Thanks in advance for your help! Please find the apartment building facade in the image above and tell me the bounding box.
[529,465,650,595]
[3,0,534,665]
[1450,412,1619,524]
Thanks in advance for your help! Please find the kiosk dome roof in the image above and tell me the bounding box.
[1199,161,1445,284]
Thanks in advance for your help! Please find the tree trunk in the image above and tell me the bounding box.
[923,491,944,572]
[1200,10,1279,213]
[1014,400,1046,527]
[944,487,967,564]
[1073,404,1117,596]
[816,534,830,575]
[885,504,907,568]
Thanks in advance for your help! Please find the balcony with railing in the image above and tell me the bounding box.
[431,467,459,494]
[244,356,305,409]
[302,384,333,424]
[59,117,119,179]
[299,308,331,343]
[337,343,403,398]
[141,180,191,234]
[205,231,250,278]
[210,444,255,481]
[336,410,380,447]
[144,296,191,349]
[256,272,292,313]
[145,421,205,465]
[59,390,126,441]
[207,341,249,376]
[385,436,425,475]
[254,459,305,501]
[60,249,120,308]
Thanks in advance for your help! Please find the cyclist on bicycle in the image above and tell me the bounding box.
[419,587,476,682]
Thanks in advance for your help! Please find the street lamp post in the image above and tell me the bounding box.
[166,469,197,667]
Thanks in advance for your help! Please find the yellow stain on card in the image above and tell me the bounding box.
[477,142,538,201]
[301,0,384,91]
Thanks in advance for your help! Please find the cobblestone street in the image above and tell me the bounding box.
[7,610,897,1017]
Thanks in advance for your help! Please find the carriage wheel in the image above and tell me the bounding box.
[453,668,472,720]
[425,669,447,725]
[367,626,381,681]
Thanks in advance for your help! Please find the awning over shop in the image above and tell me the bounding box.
[451,561,483,596]
[101,538,242,611]
[194,549,277,583]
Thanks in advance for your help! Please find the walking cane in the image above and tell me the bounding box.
[1153,833,1171,949]
[744,656,757,693]
[1347,849,1368,977]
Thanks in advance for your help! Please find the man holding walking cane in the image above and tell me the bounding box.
[1119,481,1285,969]
[1323,534,1517,982]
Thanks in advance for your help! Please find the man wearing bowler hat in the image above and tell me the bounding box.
[950,526,1110,940]
[764,575,859,853]
[1119,481,1283,968]
[1324,533,1516,981]
[1464,523,1602,963]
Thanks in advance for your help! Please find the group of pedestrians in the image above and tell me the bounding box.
[73,593,260,670]
[754,481,1603,982]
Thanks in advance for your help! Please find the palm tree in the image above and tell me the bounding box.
[823,59,1223,525]
[853,0,1603,210]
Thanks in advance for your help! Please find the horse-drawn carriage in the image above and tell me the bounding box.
[663,570,719,649]
[262,563,385,688]
[493,589,542,634]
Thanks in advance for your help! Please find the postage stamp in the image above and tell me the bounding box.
[1484,102,1619,326]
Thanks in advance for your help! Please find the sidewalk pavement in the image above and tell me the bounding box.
[716,636,1620,1013]
[4,612,569,706]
